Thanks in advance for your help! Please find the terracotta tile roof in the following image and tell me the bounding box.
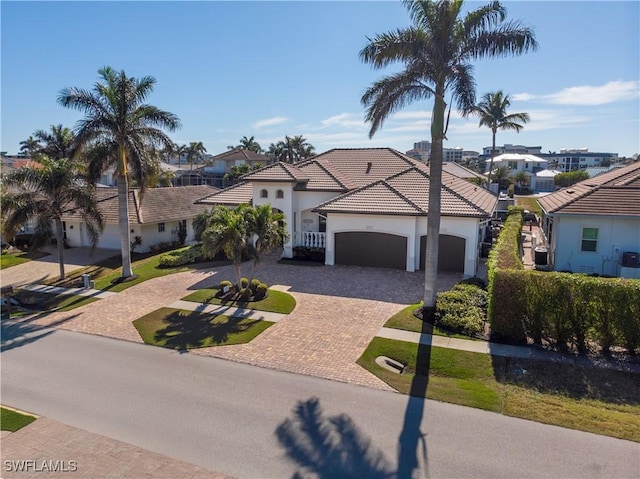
[315,167,496,218]
[441,162,485,181]
[538,161,640,216]
[298,148,421,188]
[64,186,218,224]
[196,181,254,206]
[241,162,309,182]
[208,149,270,163]
[314,181,424,216]
[295,159,356,191]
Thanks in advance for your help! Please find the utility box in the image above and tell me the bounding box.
[534,247,548,266]
[82,274,91,289]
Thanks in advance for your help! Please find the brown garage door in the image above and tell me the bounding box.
[335,232,407,269]
[419,234,465,272]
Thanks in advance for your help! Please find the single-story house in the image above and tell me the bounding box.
[537,161,640,278]
[62,185,218,253]
[197,148,497,277]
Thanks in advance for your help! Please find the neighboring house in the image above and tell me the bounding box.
[484,153,548,191]
[197,148,497,277]
[534,168,561,193]
[175,149,270,188]
[539,148,619,172]
[62,185,218,252]
[537,161,640,278]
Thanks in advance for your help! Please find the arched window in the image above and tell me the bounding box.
[260,189,268,198]
[276,189,284,199]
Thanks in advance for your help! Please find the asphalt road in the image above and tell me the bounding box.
[2,327,639,479]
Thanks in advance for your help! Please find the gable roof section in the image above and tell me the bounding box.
[315,167,496,218]
[295,159,357,191]
[298,148,421,188]
[441,162,485,181]
[196,181,254,206]
[241,162,309,182]
[538,161,640,216]
[64,186,218,224]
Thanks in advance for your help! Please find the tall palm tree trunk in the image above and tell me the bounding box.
[423,91,446,310]
[487,129,497,193]
[117,146,134,278]
[54,218,66,280]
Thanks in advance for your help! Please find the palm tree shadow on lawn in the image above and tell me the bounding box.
[153,310,263,351]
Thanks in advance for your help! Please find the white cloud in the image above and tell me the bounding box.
[253,116,288,129]
[320,113,366,129]
[512,81,639,106]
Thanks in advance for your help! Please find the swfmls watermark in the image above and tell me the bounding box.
[3,460,78,473]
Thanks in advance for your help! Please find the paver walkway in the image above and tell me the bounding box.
[1,417,231,479]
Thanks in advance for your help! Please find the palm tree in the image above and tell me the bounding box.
[186,141,207,171]
[289,135,315,160]
[58,66,180,279]
[267,135,316,163]
[201,205,254,288]
[247,203,288,280]
[513,170,529,188]
[1,157,103,280]
[34,124,77,161]
[472,91,530,189]
[239,136,262,153]
[19,136,41,158]
[492,166,511,190]
[171,142,188,168]
[360,0,537,310]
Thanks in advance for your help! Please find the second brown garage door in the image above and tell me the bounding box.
[419,234,465,272]
[335,232,407,269]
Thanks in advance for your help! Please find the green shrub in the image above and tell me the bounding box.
[219,280,233,289]
[240,277,249,289]
[457,277,487,289]
[250,279,261,293]
[435,284,487,336]
[238,287,252,300]
[255,283,268,299]
[158,245,203,267]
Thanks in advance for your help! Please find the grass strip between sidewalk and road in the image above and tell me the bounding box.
[358,337,640,442]
[0,251,48,269]
[182,288,296,314]
[133,307,274,350]
[1,407,37,432]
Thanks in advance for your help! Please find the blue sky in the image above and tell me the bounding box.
[2,1,639,158]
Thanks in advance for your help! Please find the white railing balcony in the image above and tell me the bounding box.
[294,232,326,249]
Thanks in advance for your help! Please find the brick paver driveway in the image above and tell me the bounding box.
[7,254,462,390]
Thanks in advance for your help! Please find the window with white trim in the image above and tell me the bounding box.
[581,227,598,252]
[260,189,268,198]
[158,222,165,233]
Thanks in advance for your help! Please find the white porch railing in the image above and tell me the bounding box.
[294,232,326,248]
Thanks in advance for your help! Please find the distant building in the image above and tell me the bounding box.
[406,140,431,162]
[538,148,619,172]
[406,141,472,164]
[480,144,542,157]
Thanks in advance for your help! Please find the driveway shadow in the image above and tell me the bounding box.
[276,397,394,479]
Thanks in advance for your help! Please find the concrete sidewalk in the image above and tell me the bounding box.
[20,284,117,299]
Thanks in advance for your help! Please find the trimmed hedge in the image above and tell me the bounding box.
[491,270,640,352]
[158,245,203,268]
[487,212,640,352]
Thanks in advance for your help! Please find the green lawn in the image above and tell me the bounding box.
[133,307,273,350]
[385,303,480,340]
[44,247,229,293]
[1,407,36,432]
[182,288,296,314]
[514,195,542,215]
[11,290,99,312]
[357,337,640,442]
[0,251,48,269]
